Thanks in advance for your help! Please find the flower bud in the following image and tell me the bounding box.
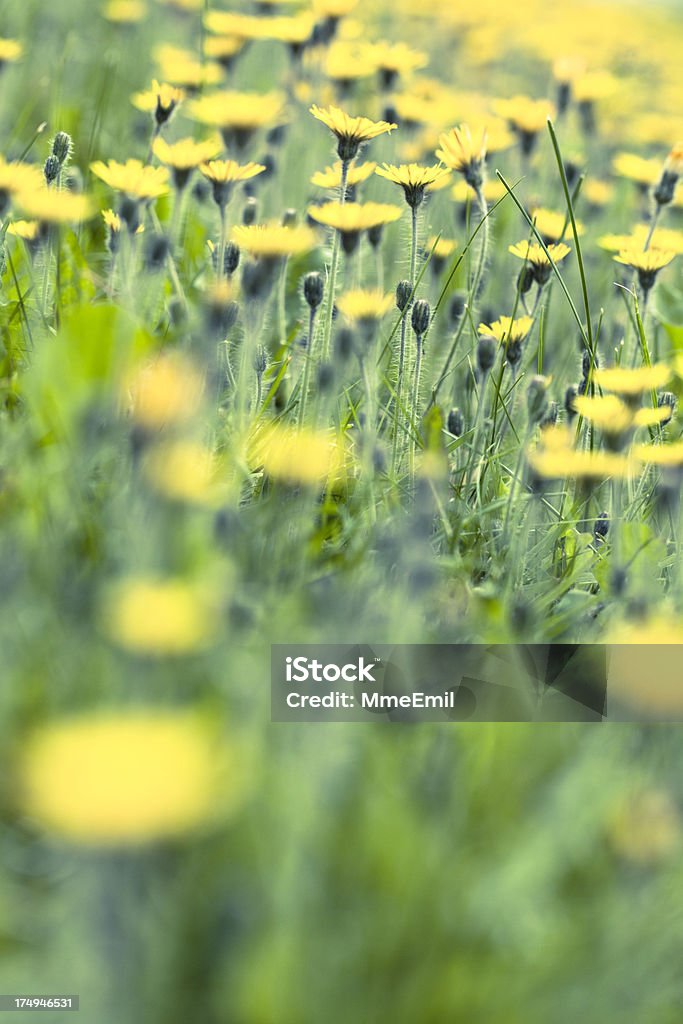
[143,232,170,271]
[593,511,609,541]
[527,375,550,424]
[411,299,430,338]
[564,384,578,420]
[282,207,297,228]
[51,131,72,165]
[44,155,60,185]
[242,197,258,225]
[336,326,355,362]
[367,224,384,249]
[476,334,497,375]
[303,271,324,311]
[447,408,464,436]
[396,279,411,312]
[448,291,466,327]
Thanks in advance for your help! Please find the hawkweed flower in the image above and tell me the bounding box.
[309,104,397,162]
[480,315,533,371]
[231,221,318,260]
[493,96,555,157]
[143,440,224,507]
[509,240,571,285]
[532,208,583,244]
[573,71,618,135]
[0,158,44,217]
[0,38,22,69]
[104,0,147,23]
[311,160,377,193]
[132,79,185,127]
[613,152,663,193]
[552,56,585,115]
[188,91,285,151]
[14,188,95,225]
[425,236,458,276]
[573,394,670,449]
[102,576,220,656]
[614,247,676,295]
[249,422,347,487]
[375,163,450,209]
[153,44,224,91]
[153,135,223,190]
[200,159,266,210]
[19,709,239,845]
[594,364,671,401]
[436,124,487,191]
[103,208,143,254]
[123,352,204,431]
[528,437,631,481]
[654,143,683,208]
[204,35,244,71]
[336,288,394,327]
[363,41,427,90]
[91,158,170,200]
[307,200,402,253]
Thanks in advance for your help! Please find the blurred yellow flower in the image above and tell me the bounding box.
[188,91,285,135]
[231,221,318,258]
[573,394,669,433]
[153,135,222,171]
[144,440,225,507]
[14,188,95,224]
[101,577,221,656]
[493,95,555,135]
[91,159,170,200]
[336,289,395,324]
[528,446,631,480]
[250,423,347,486]
[0,38,23,64]
[612,152,662,187]
[607,790,681,863]
[131,79,184,124]
[479,316,533,343]
[594,364,670,396]
[307,201,402,234]
[104,0,147,23]
[20,710,236,844]
[311,161,377,190]
[7,219,39,241]
[123,352,204,429]
[531,208,583,243]
[153,44,224,89]
[436,124,487,188]
[633,442,683,468]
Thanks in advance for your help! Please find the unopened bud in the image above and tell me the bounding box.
[396,279,411,312]
[51,131,72,164]
[44,155,60,185]
[527,375,549,424]
[303,271,324,311]
[447,408,464,436]
[477,334,497,374]
[411,299,430,338]
[242,197,258,225]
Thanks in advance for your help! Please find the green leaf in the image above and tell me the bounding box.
[653,283,683,349]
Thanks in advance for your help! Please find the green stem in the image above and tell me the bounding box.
[391,202,419,476]
[320,160,348,366]
[297,306,317,428]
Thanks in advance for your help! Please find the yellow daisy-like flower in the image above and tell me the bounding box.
[311,161,377,190]
[123,352,204,429]
[528,445,631,481]
[599,225,683,256]
[614,247,676,291]
[583,179,613,207]
[573,394,669,434]
[0,38,23,65]
[90,159,170,200]
[249,423,347,487]
[634,442,683,468]
[101,576,221,656]
[14,189,95,225]
[7,219,39,241]
[493,95,555,137]
[312,0,357,17]
[664,142,683,178]
[364,41,427,82]
[532,208,584,243]
[573,70,618,103]
[612,153,662,188]
[200,159,266,207]
[309,104,397,161]
[204,35,244,66]
[479,315,534,344]
[206,11,314,45]
[102,208,144,238]
[153,44,224,90]
[426,236,458,261]
[188,91,285,146]
[104,0,147,23]
[451,179,507,205]
[143,440,225,507]
[336,289,395,324]
[375,162,450,207]
[153,135,223,189]
[0,158,45,205]
[231,221,318,259]
[19,710,239,845]
[508,240,570,284]
[323,42,375,85]
[131,79,184,126]
[594,364,671,397]
[307,200,402,234]
[436,124,487,189]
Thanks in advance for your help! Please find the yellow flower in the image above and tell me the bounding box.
[634,442,683,468]
[20,710,239,845]
[607,790,681,862]
[90,159,170,200]
[531,208,584,243]
[375,162,450,207]
[143,440,226,507]
[573,394,669,433]
[426,236,458,261]
[101,577,220,656]
[600,225,683,255]
[123,352,204,429]
[528,446,631,480]
[0,38,23,64]
[493,95,555,136]
[479,315,534,343]
[572,70,618,103]
[152,135,222,171]
[451,179,507,205]
[204,35,245,66]
[249,423,347,487]
[200,159,266,207]
[312,0,357,17]
[583,179,613,207]
[309,104,397,161]
[508,240,570,284]
[14,189,95,225]
[307,200,402,234]
[612,153,662,188]
[0,158,45,206]
[594,364,671,396]
[188,91,285,146]
[104,0,147,23]
[7,219,39,241]
[311,161,377,190]
[664,142,683,178]
[614,247,676,291]
[131,79,184,126]
[336,289,395,324]
[436,124,487,188]
[363,41,427,81]
[206,11,314,45]
[231,221,318,259]
[154,44,224,89]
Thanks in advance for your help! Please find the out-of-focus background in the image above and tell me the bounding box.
[1,0,683,1021]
